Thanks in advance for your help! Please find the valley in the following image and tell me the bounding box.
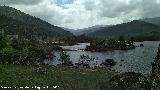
[0,6,160,90]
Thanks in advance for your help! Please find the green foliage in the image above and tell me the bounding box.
[0,47,15,63]
[79,54,95,64]
[22,47,29,58]
[0,33,7,48]
[17,47,30,64]
[60,51,72,65]
[23,39,50,64]
[96,72,151,90]
[0,34,60,65]
[10,38,30,50]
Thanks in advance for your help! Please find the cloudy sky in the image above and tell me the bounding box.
[1,0,160,29]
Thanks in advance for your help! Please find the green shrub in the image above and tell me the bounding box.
[0,33,7,48]
[60,51,72,65]
[0,47,15,64]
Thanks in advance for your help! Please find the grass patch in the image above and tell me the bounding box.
[0,64,113,90]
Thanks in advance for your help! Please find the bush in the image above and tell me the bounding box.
[0,33,7,48]
[18,47,30,64]
[79,54,95,64]
[0,47,15,64]
[60,51,72,66]
[0,36,60,65]
[96,72,151,90]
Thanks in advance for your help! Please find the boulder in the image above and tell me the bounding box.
[100,59,116,67]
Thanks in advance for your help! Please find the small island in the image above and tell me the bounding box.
[85,37,135,52]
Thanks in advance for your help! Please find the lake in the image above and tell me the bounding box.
[44,41,160,74]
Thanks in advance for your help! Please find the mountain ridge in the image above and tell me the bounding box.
[87,20,160,39]
[141,17,160,26]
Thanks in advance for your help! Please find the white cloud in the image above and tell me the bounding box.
[2,0,160,29]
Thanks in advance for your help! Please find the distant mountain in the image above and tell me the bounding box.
[87,20,160,39]
[141,17,160,26]
[0,6,73,38]
[64,25,112,36]
[75,25,112,36]
[63,28,77,34]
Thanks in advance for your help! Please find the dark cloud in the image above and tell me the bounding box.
[0,0,42,5]
[98,0,139,18]
[98,0,160,19]
[84,1,96,11]
[55,0,74,5]
[140,0,160,18]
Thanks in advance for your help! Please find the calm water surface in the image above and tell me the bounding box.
[45,41,160,74]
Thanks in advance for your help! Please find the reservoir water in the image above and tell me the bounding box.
[45,41,160,74]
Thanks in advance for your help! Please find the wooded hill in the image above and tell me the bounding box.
[87,20,160,40]
[0,6,73,39]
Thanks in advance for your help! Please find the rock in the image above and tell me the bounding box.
[73,63,90,68]
[121,59,124,62]
[100,59,116,67]
[140,44,144,47]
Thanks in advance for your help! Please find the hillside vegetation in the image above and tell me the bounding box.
[87,20,160,39]
[0,6,73,39]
